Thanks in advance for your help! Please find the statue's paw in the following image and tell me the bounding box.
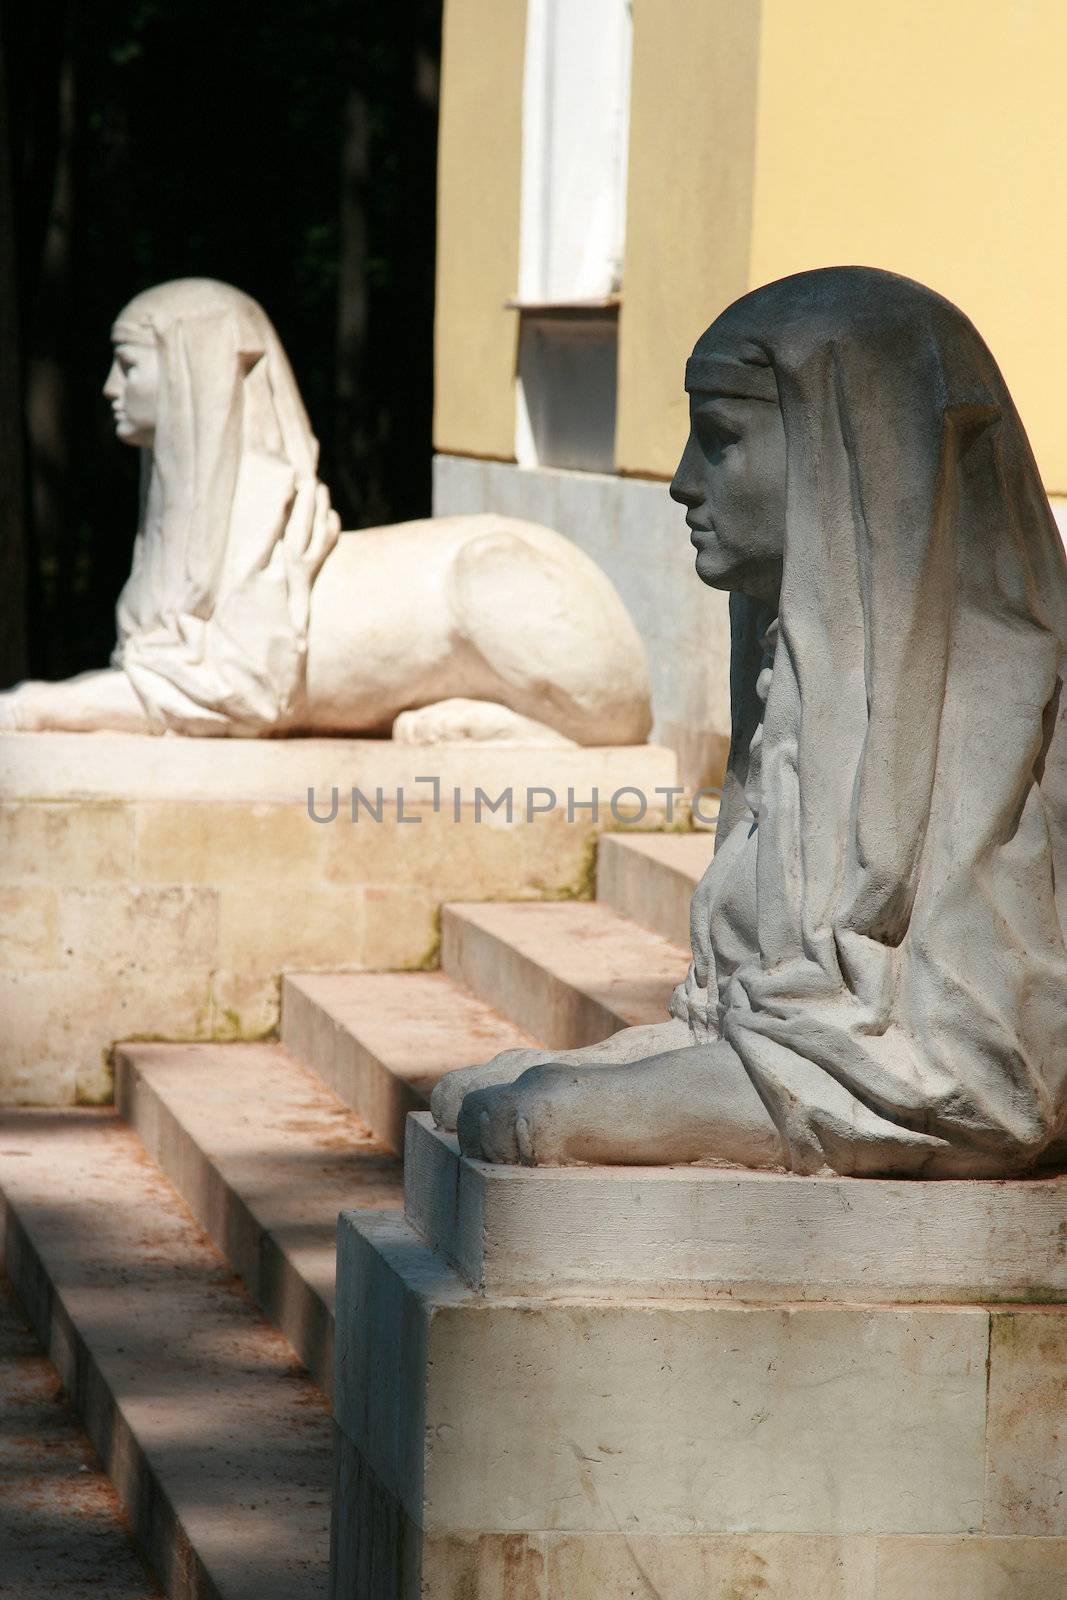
[430,1065,492,1131]
[392,698,574,747]
[456,1065,581,1165]
[392,700,481,745]
[430,1048,548,1130]
[0,686,42,731]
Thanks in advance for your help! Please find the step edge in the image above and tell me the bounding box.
[440,909,634,1050]
[114,1049,337,1396]
[280,978,428,1154]
[0,1185,221,1600]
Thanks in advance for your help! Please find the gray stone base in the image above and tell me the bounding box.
[331,1431,1067,1600]
[331,1194,1067,1598]
[404,1112,1067,1303]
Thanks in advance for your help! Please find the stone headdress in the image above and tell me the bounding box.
[111,278,340,732]
[681,267,1067,1176]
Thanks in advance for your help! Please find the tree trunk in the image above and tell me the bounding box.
[0,7,28,685]
[26,29,76,677]
[335,78,372,525]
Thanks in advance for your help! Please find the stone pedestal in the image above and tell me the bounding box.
[1,734,676,1104]
[330,1113,1067,1599]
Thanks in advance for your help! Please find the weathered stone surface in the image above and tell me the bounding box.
[59,884,219,974]
[114,1040,401,1394]
[2,734,674,1103]
[330,1441,1067,1600]
[216,883,367,977]
[0,799,131,883]
[0,967,215,1106]
[282,972,535,1153]
[542,1530,1067,1600]
[0,1277,161,1598]
[335,1213,988,1539]
[405,1113,1067,1303]
[134,799,326,885]
[595,829,713,947]
[0,732,676,804]
[0,1107,333,1599]
[986,1308,1067,1535]
[332,1200,1067,1596]
[208,970,282,1042]
[0,885,60,969]
[441,900,689,1049]
[362,886,440,971]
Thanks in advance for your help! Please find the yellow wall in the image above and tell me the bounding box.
[435,0,1067,489]
[749,0,1067,493]
[614,0,762,480]
[433,0,526,460]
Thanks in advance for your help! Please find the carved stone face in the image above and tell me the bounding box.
[670,391,787,602]
[103,342,160,447]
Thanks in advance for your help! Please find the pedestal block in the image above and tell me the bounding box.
[0,734,675,1103]
[331,1115,1067,1599]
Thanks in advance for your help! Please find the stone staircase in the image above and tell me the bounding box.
[0,829,710,1599]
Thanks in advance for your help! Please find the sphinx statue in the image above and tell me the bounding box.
[0,278,651,744]
[435,266,1067,1180]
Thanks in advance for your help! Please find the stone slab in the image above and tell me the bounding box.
[0,1108,333,1600]
[596,829,713,947]
[114,1040,402,1393]
[334,1211,989,1540]
[0,1276,162,1598]
[404,1112,1067,1303]
[282,972,538,1153]
[440,900,689,1049]
[0,731,676,804]
[331,1442,1067,1600]
[985,1306,1067,1534]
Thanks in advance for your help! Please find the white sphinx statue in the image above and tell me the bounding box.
[0,278,651,744]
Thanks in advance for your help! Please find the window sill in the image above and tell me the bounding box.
[505,295,620,318]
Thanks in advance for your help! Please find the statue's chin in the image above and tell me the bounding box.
[695,549,781,603]
[113,422,154,449]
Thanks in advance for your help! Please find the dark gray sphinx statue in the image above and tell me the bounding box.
[433,266,1067,1179]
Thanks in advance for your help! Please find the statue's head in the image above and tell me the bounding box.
[670,265,1045,608]
[107,277,337,693]
[104,326,160,448]
[102,277,286,452]
[669,329,786,603]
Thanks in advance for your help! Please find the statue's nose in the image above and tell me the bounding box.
[670,475,701,510]
[670,436,703,509]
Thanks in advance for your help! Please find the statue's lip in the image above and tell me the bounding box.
[687,518,716,537]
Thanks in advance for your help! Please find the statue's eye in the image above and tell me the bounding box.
[696,414,740,457]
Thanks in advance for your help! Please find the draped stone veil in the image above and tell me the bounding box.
[676,267,1067,1177]
[111,278,340,733]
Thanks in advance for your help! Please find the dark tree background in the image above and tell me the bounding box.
[0,0,441,686]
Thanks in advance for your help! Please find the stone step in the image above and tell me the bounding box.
[0,1109,333,1600]
[596,830,713,948]
[0,1275,163,1597]
[440,900,690,1050]
[281,970,537,1153]
[114,1040,402,1395]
